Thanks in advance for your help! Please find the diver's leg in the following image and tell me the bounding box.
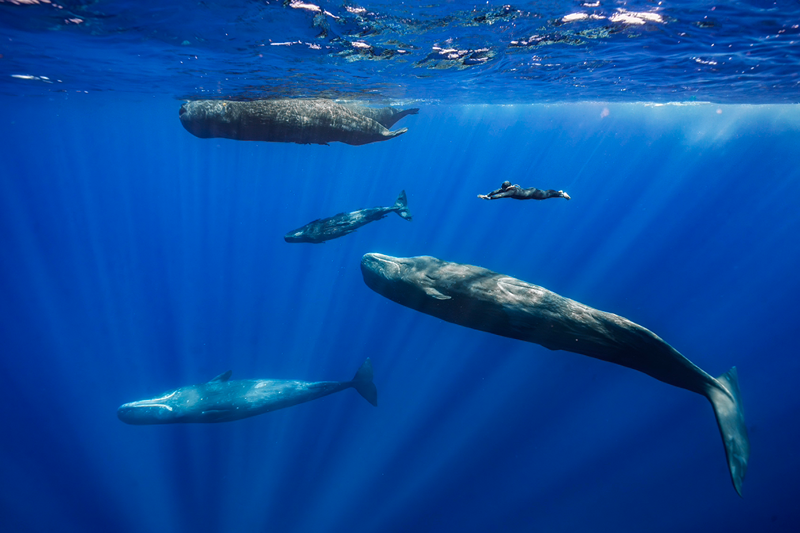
[535,189,570,200]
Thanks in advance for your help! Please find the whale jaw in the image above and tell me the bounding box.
[117,393,179,425]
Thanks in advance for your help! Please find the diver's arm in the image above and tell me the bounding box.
[479,186,506,199]
[492,185,523,199]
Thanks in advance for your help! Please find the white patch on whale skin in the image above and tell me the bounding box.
[123,390,178,412]
[423,286,451,300]
[145,403,173,411]
[152,391,177,401]
[351,211,368,223]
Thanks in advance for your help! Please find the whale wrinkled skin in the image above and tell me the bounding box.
[179,99,415,145]
[341,104,419,129]
[117,359,377,425]
[360,253,750,496]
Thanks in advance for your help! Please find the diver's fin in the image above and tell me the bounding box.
[423,286,451,300]
[209,370,232,383]
[351,358,377,407]
[393,190,412,221]
[707,367,750,496]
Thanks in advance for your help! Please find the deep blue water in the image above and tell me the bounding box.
[2,2,800,533]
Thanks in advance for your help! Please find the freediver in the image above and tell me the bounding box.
[478,181,571,201]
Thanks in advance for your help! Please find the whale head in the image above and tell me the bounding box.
[118,371,233,425]
[117,389,188,425]
[179,100,237,139]
[360,253,455,308]
[284,229,311,243]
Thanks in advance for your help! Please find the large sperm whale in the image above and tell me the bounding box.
[178,99,414,145]
[117,359,377,425]
[360,253,749,496]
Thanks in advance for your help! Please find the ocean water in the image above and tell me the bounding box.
[1,2,800,533]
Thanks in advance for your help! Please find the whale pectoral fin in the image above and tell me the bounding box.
[386,127,408,139]
[423,286,451,300]
[209,370,232,383]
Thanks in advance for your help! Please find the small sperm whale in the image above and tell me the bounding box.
[117,359,377,425]
[178,99,414,145]
[360,253,750,496]
[284,191,412,244]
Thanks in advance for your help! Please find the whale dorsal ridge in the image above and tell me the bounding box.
[209,370,232,383]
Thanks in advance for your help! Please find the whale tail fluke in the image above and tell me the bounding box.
[707,367,750,497]
[393,190,412,221]
[395,107,420,122]
[351,358,378,407]
[380,108,420,128]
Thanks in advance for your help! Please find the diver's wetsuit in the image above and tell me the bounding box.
[479,182,570,201]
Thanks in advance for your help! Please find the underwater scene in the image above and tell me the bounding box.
[1,1,800,532]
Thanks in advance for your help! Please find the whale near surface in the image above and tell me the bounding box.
[178,99,417,146]
[117,359,377,425]
[360,253,750,496]
[285,190,412,244]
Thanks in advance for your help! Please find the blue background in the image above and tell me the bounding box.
[1,97,800,532]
